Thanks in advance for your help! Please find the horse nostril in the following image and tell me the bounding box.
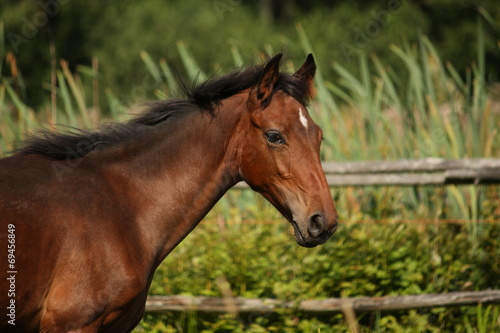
[308,214,324,238]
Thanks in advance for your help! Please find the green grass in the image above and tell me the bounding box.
[1,22,499,332]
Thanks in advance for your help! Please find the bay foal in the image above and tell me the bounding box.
[0,54,338,332]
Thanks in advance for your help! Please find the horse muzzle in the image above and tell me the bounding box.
[292,212,338,248]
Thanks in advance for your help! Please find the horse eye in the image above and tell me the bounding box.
[266,131,285,145]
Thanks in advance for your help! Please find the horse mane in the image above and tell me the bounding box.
[15,57,312,160]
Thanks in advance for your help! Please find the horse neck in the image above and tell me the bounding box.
[93,96,247,267]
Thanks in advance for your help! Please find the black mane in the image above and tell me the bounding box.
[15,58,312,160]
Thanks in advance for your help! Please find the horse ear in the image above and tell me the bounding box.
[293,54,316,97]
[251,53,282,106]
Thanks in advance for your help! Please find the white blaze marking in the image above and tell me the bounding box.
[299,108,308,129]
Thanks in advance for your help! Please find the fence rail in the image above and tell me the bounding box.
[234,158,500,188]
[146,159,500,317]
[145,290,500,314]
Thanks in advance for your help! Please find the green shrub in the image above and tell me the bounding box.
[139,220,499,332]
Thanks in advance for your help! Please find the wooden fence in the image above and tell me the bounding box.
[234,158,500,188]
[146,158,500,316]
[145,290,500,314]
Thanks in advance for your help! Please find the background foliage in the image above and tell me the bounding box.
[1,0,500,108]
[139,221,499,332]
[1,0,500,332]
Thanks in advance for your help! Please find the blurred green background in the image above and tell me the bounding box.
[1,0,499,108]
[1,1,499,332]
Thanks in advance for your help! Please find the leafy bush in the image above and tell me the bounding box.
[138,220,499,332]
